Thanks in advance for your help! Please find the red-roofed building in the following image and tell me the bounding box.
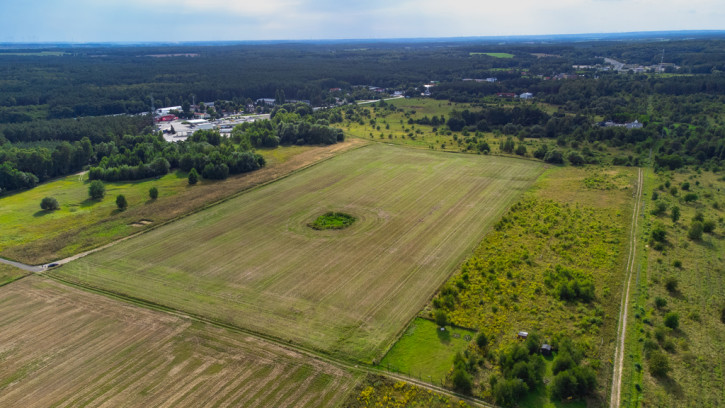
[155,114,177,122]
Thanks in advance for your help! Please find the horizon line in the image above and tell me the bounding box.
[2,29,725,46]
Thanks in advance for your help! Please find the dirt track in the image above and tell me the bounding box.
[610,167,643,407]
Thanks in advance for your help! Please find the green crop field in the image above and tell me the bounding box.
[54,144,543,362]
[0,141,358,264]
[0,276,358,408]
[380,318,475,383]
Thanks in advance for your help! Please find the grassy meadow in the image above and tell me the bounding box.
[380,318,475,383]
[336,97,607,164]
[0,264,27,286]
[418,166,637,404]
[0,276,358,408]
[54,144,543,362]
[621,168,725,407]
[0,141,358,264]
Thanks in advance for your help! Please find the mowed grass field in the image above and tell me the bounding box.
[55,144,544,362]
[0,141,360,264]
[380,318,475,383]
[0,276,358,407]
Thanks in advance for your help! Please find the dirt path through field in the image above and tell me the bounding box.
[610,167,643,408]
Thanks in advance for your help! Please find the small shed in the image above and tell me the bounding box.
[517,331,528,339]
[541,344,552,356]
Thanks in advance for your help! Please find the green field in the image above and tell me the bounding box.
[419,166,636,404]
[470,52,515,58]
[621,168,725,407]
[0,142,352,264]
[0,276,357,407]
[380,318,475,383]
[55,144,543,362]
[0,264,27,286]
[338,98,574,162]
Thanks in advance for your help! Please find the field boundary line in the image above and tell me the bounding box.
[610,167,643,408]
[1,140,368,269]
[43,271,495,408]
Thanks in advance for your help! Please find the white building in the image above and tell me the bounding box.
[520,92,534,100]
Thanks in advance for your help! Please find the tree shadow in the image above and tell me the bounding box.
[437,327,451,344]
[33,209,53,217]
[656,375,684,398]
[80,198,101,208]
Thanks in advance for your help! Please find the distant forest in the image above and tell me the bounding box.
[2,35,725,193]
[2,38,725,121]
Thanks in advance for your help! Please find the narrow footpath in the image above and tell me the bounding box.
[610,167,644,408]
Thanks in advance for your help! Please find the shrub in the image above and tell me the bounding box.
[654,296,667,309]
[688,221,704,240]
[671,206,680,222]
[115,194,128,210]
[703,220,716,233]
[680,182,690,191]
[451,367,473,394]
[684,193,698,202]
[149,186,158,200]
[515,144,527,156]
[551,367,595,401]
[672,260,682,268]
[648,350,670,377]
[651,191,659,200]
[651,202,668,216]
[88,180,105,200]
[665,277,678,293]
[544,149,564,164]
[552,353,574,375]
[476,332,489,349]
[664,312,679,330]
[188,168,199,185]
[669,186,678,196]
[568,152,584,165]
[651,224,667,242]
[40,196,60,211]
[493,378,528,407]
[434,309,448,327]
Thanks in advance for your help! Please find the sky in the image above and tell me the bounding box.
[1,0,724,43]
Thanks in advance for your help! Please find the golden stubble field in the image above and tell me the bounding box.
[55,144,544,362]
[0,276,357,407]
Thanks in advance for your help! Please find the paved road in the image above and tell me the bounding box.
[0,257,44,272]
[605,57,626,71]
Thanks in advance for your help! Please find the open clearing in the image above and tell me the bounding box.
[0,140,362,264]
[55,144,543,362]
[380,318,475,383]
[0,276,357,407]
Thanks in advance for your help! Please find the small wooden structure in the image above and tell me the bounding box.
[517,331,528,340]
[541,344,552,356]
